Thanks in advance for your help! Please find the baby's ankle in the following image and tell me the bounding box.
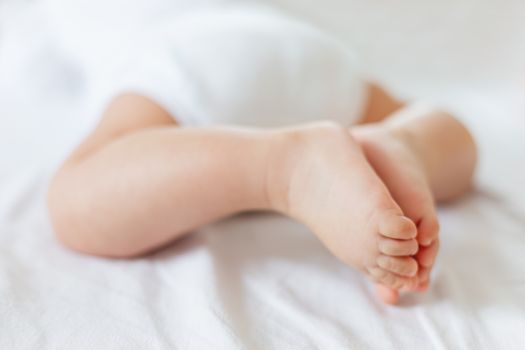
[263,121,351,215]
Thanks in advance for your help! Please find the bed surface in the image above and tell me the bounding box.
[1,1,525,349]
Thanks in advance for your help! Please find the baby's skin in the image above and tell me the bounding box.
[353,122,439,303]
[266,123,423,298]
[269,110,446,303]
[48,95,477,304]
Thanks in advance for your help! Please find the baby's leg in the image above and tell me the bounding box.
[48,94,275,257]
[49,93,420,294]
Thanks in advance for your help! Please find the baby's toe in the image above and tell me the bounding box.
[379,215,417,240]
[377,255,418,277]
[417,216,440,246]
[411,241,439,292]
[369,267,417,290]
[402,266,430,292]
[378,237,419,256]
[417,266,431,286]
[416,239,439,268]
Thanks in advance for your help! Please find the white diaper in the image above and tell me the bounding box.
[114,5,367,127]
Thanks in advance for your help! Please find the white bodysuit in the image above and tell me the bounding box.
[52,1,368,127]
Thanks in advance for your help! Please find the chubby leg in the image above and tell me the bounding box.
[48,93,421,295]
[48,94,274,257]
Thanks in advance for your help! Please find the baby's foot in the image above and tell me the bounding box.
[267,122,420,299]
[353,123,440,302]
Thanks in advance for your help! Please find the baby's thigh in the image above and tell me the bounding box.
[152,6,367,127]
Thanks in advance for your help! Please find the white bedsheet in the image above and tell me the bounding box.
[1,1,525,349]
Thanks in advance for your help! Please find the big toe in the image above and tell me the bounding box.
[379,215,417,240]
[375,284,399,304]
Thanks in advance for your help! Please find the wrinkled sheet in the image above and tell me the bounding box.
[1,1,525,349]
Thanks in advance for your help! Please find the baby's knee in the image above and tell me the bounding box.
[48,169,87,254]
[47,166,142,259]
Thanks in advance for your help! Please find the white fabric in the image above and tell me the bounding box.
[1,1,525,349]
[116,5,366,127]
[20,0,366,127]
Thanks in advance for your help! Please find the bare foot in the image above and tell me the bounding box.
[267,122,420,298]
[352,123,440,302]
